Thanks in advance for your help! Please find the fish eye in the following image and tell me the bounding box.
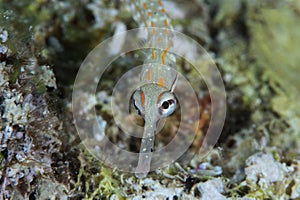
[133,100,142,115]
[157,92,176,117]
[162,101,169,109]
[130,90,143,116]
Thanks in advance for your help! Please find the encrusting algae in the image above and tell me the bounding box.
[0,0,300,199]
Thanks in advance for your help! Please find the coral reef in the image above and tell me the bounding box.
[0,0,299,199]
[0,28,64,198]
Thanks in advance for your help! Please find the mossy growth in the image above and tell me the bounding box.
[1,0,300,199]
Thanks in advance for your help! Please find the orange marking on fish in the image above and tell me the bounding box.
[156,92,164,104]
[161,48,169,65]
[147,70,151,81]
[158,0,162,6]
[140,91,145,106]
[151,21,154,27]
[143,3,148,9]
[161,8,165,13]
[158,77,164,87]
[157,37,161,43]
[150,21,156,34]
[164,19,169,27]
[147,11,152,16]
[131,0,148,27]
[151,49,155,59]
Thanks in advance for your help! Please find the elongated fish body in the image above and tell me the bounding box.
[131,0,177,89]
[130,0,178,177]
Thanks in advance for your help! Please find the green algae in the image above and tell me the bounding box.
[1,0,300,199]
[213,0,300,198]
[248,2,300,132]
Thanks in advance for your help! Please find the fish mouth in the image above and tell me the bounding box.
[135,120,157,178]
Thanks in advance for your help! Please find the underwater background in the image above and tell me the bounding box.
[0,0,300,199]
